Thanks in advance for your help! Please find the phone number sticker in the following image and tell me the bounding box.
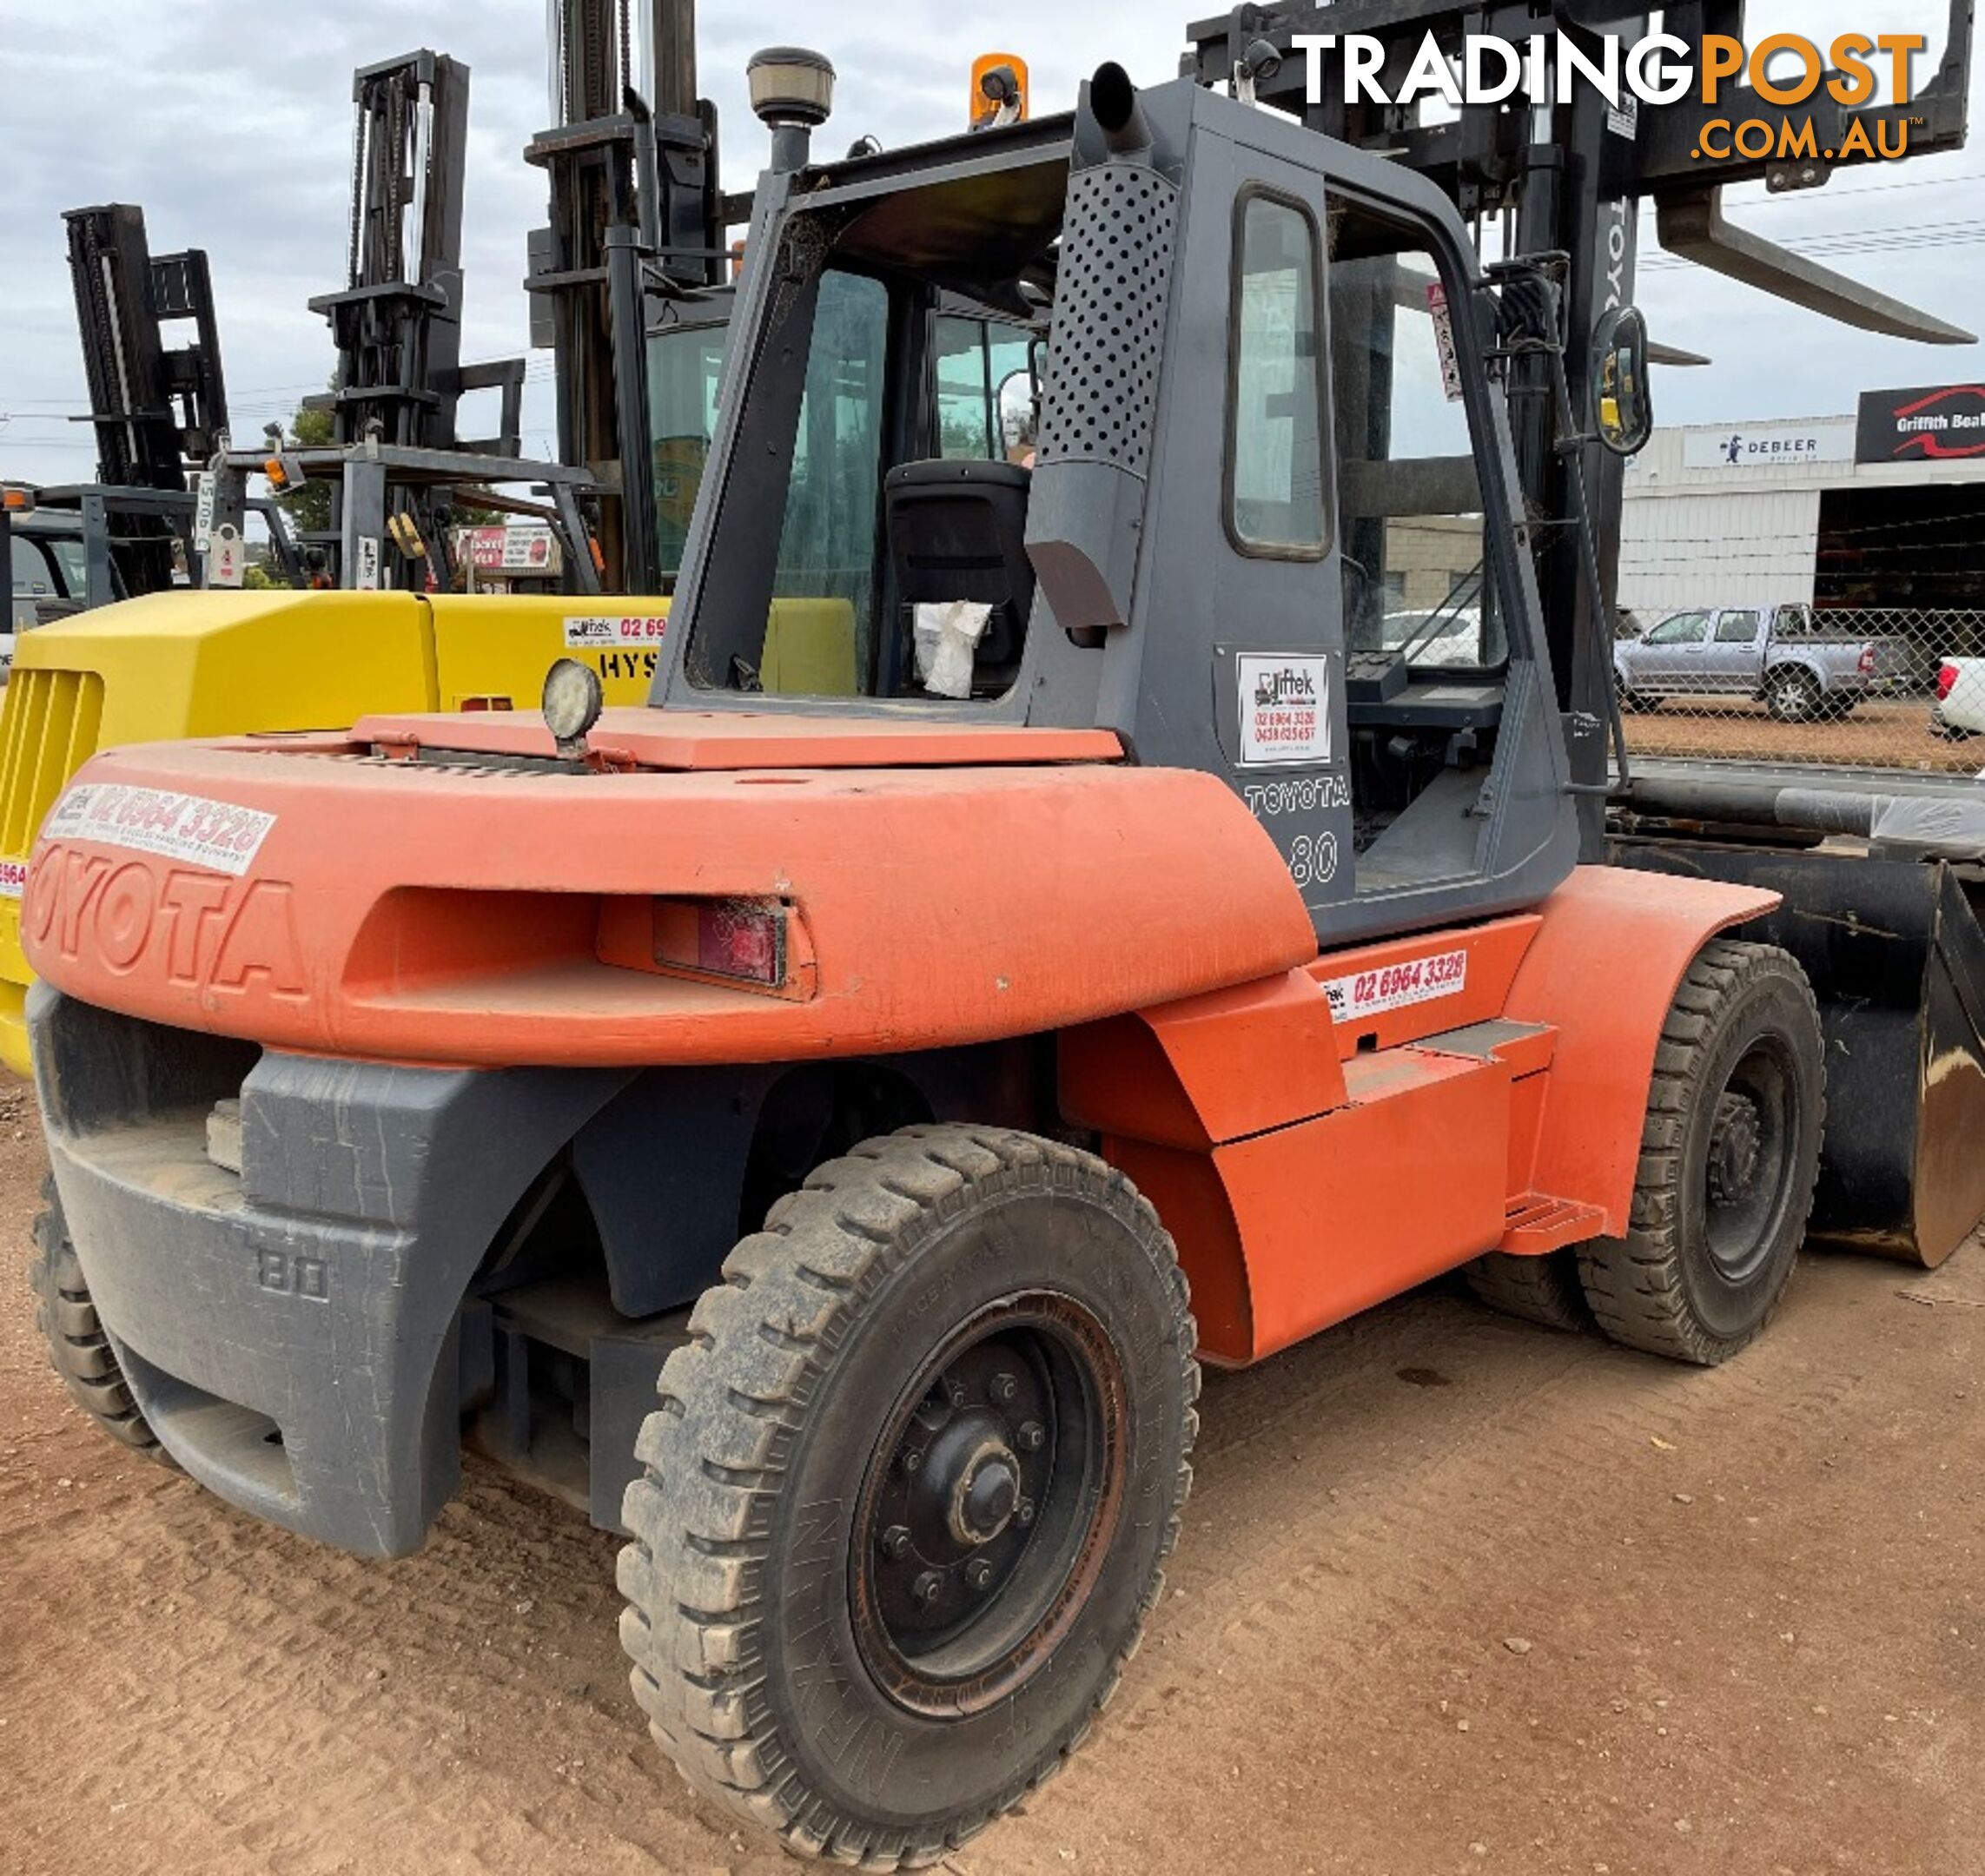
[0,860,25,901]
[43,784,276,877]
[1321,948,1468,1023]
[564,614,669,649]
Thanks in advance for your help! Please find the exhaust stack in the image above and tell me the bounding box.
[1089,62,1151,159]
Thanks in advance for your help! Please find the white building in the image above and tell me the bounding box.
[1619,394,1985,623]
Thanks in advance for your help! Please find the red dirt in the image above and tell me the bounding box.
[3,1072,1982,1874]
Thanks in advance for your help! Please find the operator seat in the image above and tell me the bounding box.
[883,459,1035,690]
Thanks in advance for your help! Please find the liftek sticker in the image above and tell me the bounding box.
[42,784,275,876]
[0,861,24,901]
[564,614,668,649]
[1321,948,1469,1024]
[1239,654,1333,767]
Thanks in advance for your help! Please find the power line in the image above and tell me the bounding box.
[1725,167,1985,211]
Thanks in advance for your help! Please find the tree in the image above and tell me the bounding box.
[275,398,336,538]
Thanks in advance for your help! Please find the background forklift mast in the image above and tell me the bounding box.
[527,0,727,596]
[0,203,299,617]
[66,203,228,519]
[287,50,544,593]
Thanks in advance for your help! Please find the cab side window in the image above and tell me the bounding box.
[1331,210,1496,668]
[10,535,56,598]
[1227,195,1327,558]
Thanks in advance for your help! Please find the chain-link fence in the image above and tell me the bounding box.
[1611,604,1985,774]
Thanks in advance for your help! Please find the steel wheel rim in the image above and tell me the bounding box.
[1701,1034,1798,1283]
[850,1289,1127,1719]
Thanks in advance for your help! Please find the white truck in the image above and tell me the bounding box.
[1614,604,1911,723]
[1935,657,1985,737]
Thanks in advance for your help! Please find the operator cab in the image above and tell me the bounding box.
[671,124,1063,702]
[658,71,1582,944]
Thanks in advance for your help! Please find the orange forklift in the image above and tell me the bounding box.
[20,13,1981,1868]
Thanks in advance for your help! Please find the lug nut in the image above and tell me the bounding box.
[1016,1497,1036,1528]
[946,1378,969,1410]
[966,1558,996,1592]
[900,1448,923,1475]
[989,1371,1019,1404]
[880,1524,911,1559]
[913,1570,943,1605]
[1016,1421,1046,1452]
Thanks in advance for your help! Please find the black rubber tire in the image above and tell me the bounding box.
[1764,670,1823,723]
[27,1179,169,1459]
[618,1125,1198,1869]
[1577,941,1823,1366]
[1462,1249,1591,1332]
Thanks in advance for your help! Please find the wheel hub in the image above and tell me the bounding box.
[1708,1090,1763,1206]
[853,1292,1127,1717]
[868,1344,1057,1644]
[949,1441,1022,1545]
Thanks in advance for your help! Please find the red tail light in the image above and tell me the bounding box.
[1858,646,1877,675]
[1939,662,1960,702]
[597,895,810,997]
[685,899,786,986]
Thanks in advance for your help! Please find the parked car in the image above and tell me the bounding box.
[1613,604,1911,723]
[1934,658,1985,737]
[1383,605,1487,668]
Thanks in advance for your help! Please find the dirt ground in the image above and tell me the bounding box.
[5,1077,1985,1876]
[1623,697,1981,775]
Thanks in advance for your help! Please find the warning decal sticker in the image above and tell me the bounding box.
[43,784,276,877]
[1320,948,1469,1024]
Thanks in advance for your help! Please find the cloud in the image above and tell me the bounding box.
[1,1,1978,483]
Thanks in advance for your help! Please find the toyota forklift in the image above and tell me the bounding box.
[19,20,1976,1873]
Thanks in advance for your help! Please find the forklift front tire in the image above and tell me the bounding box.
[27,1179,169,1461]
[618,1125,1198,1868]
[1463,1249,1591,1332]
[1578,941,1823,1366]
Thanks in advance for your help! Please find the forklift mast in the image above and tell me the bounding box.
[297,50,532,587]
[527,0,725,595]
[1186,0,1975,848]
[309,52,487,456]
[61,203,229,591]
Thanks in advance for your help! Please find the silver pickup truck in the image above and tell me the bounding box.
[1614,604,1910,723]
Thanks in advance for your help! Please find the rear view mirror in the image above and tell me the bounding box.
[1592,307,1653,456]
[996,366,1039,466]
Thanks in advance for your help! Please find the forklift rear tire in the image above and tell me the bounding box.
[618,1125,1198,1868]
[27,1179,169,1460]
[1577,941,1823,1367]
[1462,1249,1591,1332]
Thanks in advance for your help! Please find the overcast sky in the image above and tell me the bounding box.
[2,0,1979,486]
